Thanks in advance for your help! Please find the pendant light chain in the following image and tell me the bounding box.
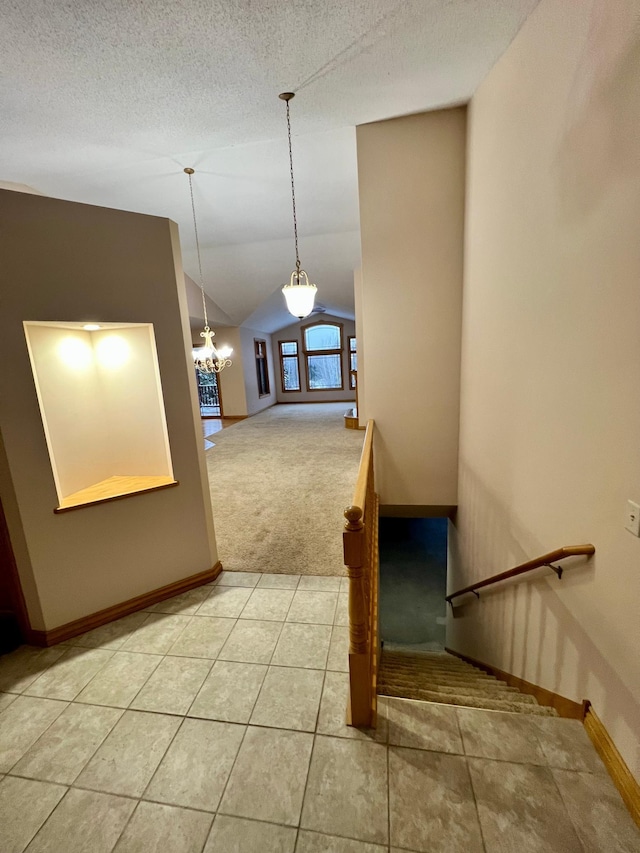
[279,91,317,319]
[186,169,209,328]
[285,98,301,278]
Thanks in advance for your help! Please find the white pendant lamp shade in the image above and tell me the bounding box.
[282,270,317,319]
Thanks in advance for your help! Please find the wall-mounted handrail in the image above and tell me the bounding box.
[446,544,595,605]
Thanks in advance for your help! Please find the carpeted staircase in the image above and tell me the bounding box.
[378,649,557,715]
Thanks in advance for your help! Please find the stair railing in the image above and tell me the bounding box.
[446,544,596,606]
[343,419,379,727]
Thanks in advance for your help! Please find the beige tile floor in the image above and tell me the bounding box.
[0,570,638,852]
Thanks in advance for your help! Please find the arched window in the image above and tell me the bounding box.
[301,322,343,390]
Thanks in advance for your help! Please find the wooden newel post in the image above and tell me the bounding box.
[344,504,371,725]
[343,505,366,653]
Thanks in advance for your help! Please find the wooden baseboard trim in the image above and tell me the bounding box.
[444,647,586,719]
[276,400,357,405]
[380,505,457,519]
[27,562,223,647]
[584,705,640,828]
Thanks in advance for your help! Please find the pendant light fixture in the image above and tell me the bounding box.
[184,167,232,374]
[279,92,318,319]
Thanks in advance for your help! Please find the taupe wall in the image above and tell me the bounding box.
[0,190,218,630]
[450,0,640,777]
[271,314,356,404]
[185,273,232,327]
[353,269,366,420]
[215,328,248,417]
[239,327,277,415]
[356,109,466,505]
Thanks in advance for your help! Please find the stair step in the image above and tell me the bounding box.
[379,684,557,715]
[380,664,503,682]
[378,680,522,699]
[380,666,508,687]
[377,648,557,716]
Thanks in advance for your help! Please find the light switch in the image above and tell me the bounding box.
[625,500,640,537]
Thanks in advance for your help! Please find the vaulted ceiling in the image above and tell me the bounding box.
[1,0,539,332]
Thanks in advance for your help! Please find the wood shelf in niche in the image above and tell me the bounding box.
[54,475,178,513]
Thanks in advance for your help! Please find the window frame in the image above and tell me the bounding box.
[348,336,357,390]
[254,338,270,398]
[301,320,344,392]
[278,339,301,393]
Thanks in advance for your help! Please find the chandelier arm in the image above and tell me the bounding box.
[285,98,301,275]
[186,169,209,328]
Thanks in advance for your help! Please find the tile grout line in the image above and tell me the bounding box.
[462,752,489,853]
[386,732,392,850]
[22,645,118,702]
[134,712,200,809]
[182,657,230,721]
[107,795,142,853]
[295,728,319,848]
[3,696,71,777]
[75,649,165,709]
[546,761,588,852]
[121,610,194,657]
[130,653,215,716]
[19,781,74,850]
[201,721,252,844]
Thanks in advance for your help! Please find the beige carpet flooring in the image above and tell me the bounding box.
[206,403,364,576]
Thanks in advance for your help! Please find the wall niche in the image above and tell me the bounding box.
[24,321,176,512]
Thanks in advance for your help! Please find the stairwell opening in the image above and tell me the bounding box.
[379,517,448,652]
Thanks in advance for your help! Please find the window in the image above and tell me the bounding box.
[302,322,343,391]
[349,337,357,389]
[279,340,301,392]
[254,339,270,397]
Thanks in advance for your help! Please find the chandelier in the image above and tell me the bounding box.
[184,167,232,374]
[279,92,318,319]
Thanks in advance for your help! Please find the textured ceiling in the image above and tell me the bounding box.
[0,0,539,331]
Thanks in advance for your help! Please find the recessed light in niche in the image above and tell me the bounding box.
[57,335,93,370]
[83,323,101,331]
[95,334,130,369]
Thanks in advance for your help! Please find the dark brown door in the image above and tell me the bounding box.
[0,498,26,653]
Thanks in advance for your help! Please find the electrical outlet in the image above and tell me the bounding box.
[625,500,640,537]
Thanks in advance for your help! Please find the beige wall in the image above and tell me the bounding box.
[201,327,247,418]
[356,109,466,505]
[353,269,366,423]
[207,325,276,417]
[184,273,232,327]
[271,314,357,404]
[0,190,218,630]
[239,327,277,415]
[450,0,640,778]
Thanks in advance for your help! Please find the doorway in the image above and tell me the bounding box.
[196,368,223,418]
[379,517,448,651]
[0,498,27,653]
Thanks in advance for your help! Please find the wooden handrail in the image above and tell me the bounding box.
[446,544,595,604]
[345,420,374,528]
